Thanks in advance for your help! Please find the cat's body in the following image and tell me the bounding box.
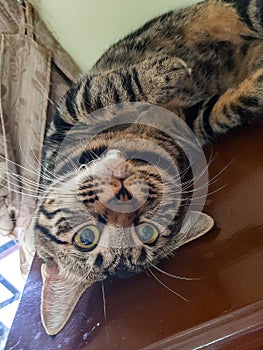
[35,0,263,335]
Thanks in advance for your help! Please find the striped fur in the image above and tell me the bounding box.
[34,0,263,335]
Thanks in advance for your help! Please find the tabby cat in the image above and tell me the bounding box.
[35,0,263,335]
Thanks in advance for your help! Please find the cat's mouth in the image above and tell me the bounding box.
[107,196,139,213]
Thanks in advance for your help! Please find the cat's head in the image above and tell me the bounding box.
[35,105,213,335]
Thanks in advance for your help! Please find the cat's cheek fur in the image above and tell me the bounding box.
[41,262,94,336]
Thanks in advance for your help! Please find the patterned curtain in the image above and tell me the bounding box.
[0,0,80,274]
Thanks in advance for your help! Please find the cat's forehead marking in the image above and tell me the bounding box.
[98,224,141,249]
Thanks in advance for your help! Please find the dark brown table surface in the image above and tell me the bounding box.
[6,118,263,350]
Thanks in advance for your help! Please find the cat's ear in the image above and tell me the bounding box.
[41,261,94,335]
[177,211,214,247]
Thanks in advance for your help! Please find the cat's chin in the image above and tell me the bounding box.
[113,267,141,279]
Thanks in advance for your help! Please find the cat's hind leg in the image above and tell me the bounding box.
[187,67,263,145]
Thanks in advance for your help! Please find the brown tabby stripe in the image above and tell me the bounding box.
[166,202,189,236]
[65,88,78,121]
[251,0,263,32]
[35,222,68,245]
[224,0,253,28]
[79,147,107,164]
[184,100,206,130]
[257,0,263,26]
[104,255,120,274]
[230,102,255,124]
[120,73,137,102]
[98,215,107,225]
[239,95,259,107]
[131,68,144,95]
[40,206,61,220]
[105,77,121,103]
[95,253,104,267]
[138,248,147,262]
[82,197,99,205]
[53,110,73,135]
[53,136,180,177]
[201,96,221,142]
[82,77,93,113]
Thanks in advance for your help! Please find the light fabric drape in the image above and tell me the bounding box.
[0,0,80,274]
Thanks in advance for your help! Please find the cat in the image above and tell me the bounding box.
[34,0,263,335]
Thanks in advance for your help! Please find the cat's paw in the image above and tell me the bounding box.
[138,55,191,104]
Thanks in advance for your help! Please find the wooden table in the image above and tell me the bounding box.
[6,118,263,350]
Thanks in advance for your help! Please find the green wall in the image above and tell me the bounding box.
[30,0,200,71]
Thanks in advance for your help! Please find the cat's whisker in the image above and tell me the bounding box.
[147,268,188,302]
[0,170,55,195]
[1,172,78,200]
[149,262,200,281]
[206,149,219,167]
[0,155,39,178]
[163,157,233,197]
[41,168,77,187]
[0,154,57,184]
[186,157,233,191]
[181,158,234,196]
[68,158,79,173]
[25,135,64,183]
[159,162,207,190]
[18,137,41,174]
[88,149,100,160]
[191,183,228,200]
[208,158,235,181]
[183,167,210,190]
[6,139,69,187]
[1,178,40,195]
[0,182,44,199]
[4,171,43,191]
[179,184,227,204]
[0,172,33,192]
[171,181,227,199]
[179,157,233,193]
[101,281,107,322]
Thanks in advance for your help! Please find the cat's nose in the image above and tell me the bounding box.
[116,186,133,202]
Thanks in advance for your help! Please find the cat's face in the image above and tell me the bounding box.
[35,123,213,335]
[36,125,189,276]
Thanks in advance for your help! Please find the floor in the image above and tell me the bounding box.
[0,235,25,350]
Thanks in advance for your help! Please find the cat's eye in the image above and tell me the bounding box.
[72,226,100,251]
[137,223,159,245]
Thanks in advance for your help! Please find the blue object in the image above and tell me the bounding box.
[0,275,20,309]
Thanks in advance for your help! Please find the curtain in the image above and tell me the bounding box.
[0,0,80,274]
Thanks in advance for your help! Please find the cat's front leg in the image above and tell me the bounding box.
[63,55,191,121]
[45,55,191,172]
